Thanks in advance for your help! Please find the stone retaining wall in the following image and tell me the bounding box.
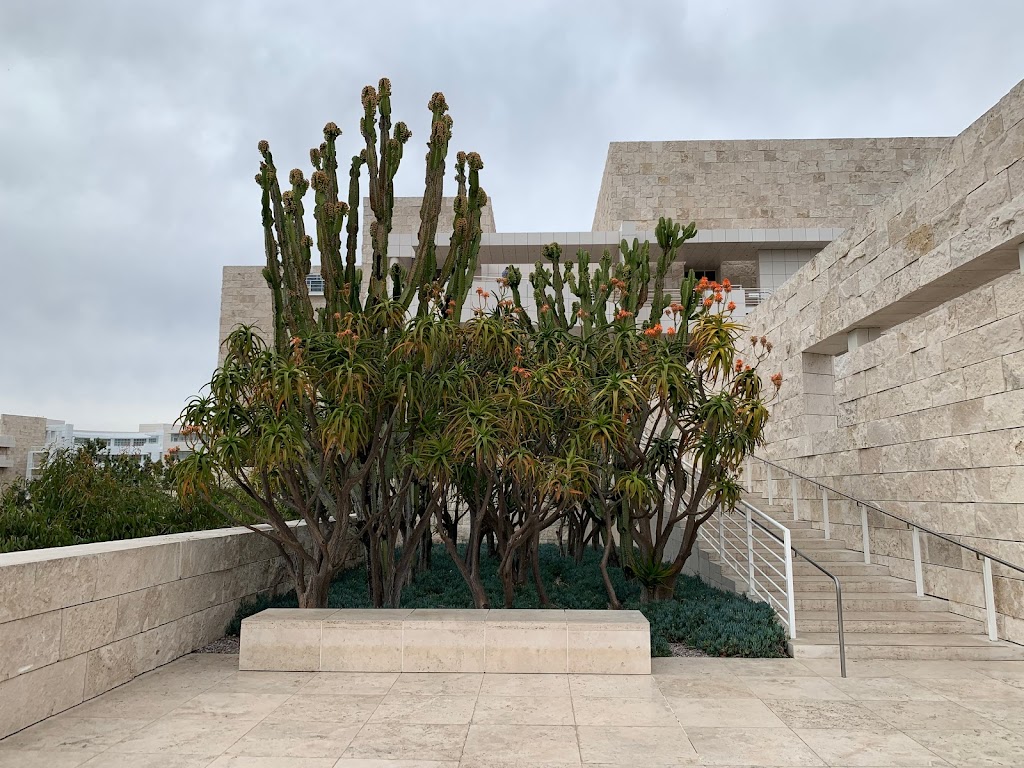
[741,79,1024,642]
[0,527,297,738]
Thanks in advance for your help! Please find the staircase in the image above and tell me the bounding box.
[709,489,1024,661]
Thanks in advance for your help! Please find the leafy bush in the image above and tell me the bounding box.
[229,543,787,658]
[0,446,230,553]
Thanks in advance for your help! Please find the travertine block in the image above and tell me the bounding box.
[0,655,87,738]
[239,608,334,671]
[566,610,651,675]
[61,596,118,659]
[402,609,487,673]
[484,609,568,673]
[0,609,61,682]
[93,542,181,600]
[321,609,410,672]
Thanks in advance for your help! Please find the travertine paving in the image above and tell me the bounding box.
[1,652,1024,766]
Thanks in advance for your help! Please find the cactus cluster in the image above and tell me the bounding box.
[255,79,489,343]
[525,216,697,336]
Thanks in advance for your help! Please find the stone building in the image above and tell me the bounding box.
[219,79,1024,650]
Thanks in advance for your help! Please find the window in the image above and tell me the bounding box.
[113,438,131,447]
[132,438,147,447]
[74,437,87,446]
[147,436,159,444]
[171,432,184,442]
[692,270,717,282]
[306,274,325,294]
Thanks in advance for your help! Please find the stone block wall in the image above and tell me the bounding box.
[593,137,950,232]
[0,527,296,738]
[740,79,1024,641]
[0,413,46,488]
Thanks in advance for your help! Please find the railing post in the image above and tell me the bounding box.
[745,509,757,599]
[718,512,726,560]
[783,528,797,639]
[911,526,924,597]
[745,456,753,493]
[983,556,998,641]
[766,463,773,505]
[860,504,871,564]
[790,476,799,521]
[822,488,830,540]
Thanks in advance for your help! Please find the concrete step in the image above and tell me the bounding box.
[789,633,1024,661]
[794,593,952,612]
[796,611,982,635]
[792,562,890,576]
[793,576,915,593]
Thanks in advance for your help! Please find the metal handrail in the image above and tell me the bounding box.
[751,515,847,679]
[752,455,1024,576]
[749,454,1024,642]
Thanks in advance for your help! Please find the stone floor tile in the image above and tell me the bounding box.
[918,677,1024,701]
[795,728,950,766]
[654,675,756,699]
[884,660,991,680]
[651,657,759,677]
[343,724,468,762]
[169,692,292,721]
[741,676,853,701]
[685,726,825,766]
[955,699,1024,729]
[577,725,696,764]
[798,659,899,678]
[105,714,258,755]
[64,688,202,720]
[665,696,786,728]
[300,673,399,696]
[389,674,483,696]
[568,674,664,699]
[722,659,818,677]
[463,724,581,763]
[905,729,1024,767]
[970,661,1024,682]
[207,757,337,767]
[267,695,382,725]
[80,755,217,767]
[762,698,895,730]
[335,761,457,768]
[224,719,361,758]
[213,672,316,694]
[472,695,575,726]
[0,715,151,751]
[828,676,948,701]
[861,699,1009,731]
[572,696,678,727]
[369,694,478,725]
[478,673,570,697]
[0,751,100,768]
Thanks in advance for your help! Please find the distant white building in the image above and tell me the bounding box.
[21,420,191,481]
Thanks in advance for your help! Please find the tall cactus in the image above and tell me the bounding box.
[255,80,489,343]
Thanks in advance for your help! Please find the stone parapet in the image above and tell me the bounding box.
[0,526,297,738]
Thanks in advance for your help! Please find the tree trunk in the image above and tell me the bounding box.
[642,574,678,603]
[297,566,332,608]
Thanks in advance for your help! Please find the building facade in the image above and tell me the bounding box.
[0,416,190,486]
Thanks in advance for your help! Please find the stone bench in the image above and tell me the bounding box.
[240,608,651,674]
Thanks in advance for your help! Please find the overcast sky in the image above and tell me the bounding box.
[1,1,1023,430]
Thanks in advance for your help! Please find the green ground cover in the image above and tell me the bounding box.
[230,543,787,658]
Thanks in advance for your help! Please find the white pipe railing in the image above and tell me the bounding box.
[749,454,1024,645]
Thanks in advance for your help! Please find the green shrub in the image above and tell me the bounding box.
[0,446,231,553]
[230,543,787,658]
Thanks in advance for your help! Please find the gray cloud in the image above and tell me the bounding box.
[1,0,1023,429]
